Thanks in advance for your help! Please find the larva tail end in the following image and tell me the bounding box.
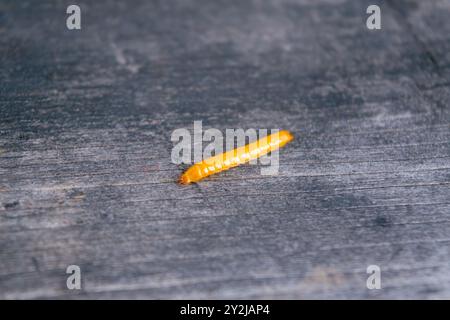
[282,130,294,142]
[178,174,192,185]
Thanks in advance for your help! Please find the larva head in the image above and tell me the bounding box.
[178,164,204,184]
[178,174,192,185]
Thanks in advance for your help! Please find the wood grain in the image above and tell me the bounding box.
[1,0,450,299]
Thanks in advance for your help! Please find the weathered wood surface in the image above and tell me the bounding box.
[1,0,450,299]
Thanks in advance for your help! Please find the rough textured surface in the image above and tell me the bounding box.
[1,0,450,299]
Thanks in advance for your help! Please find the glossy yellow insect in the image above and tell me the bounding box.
[178,130,294,184]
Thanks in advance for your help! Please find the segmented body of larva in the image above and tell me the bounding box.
[178,130,294,184]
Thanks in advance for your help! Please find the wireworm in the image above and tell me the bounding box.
[178,130,294,184]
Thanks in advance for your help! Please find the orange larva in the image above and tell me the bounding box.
[178,130,294,184]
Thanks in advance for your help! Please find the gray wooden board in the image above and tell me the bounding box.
[0,0,450,299]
